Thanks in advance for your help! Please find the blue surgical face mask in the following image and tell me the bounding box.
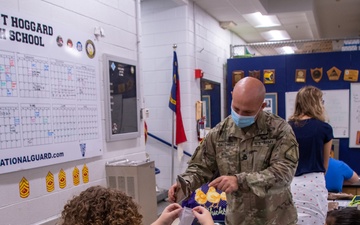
[231,107,260,128]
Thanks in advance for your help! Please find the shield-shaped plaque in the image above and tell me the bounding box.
[327,67,341,80]
[249,70,261,80]
[311,68,323,83]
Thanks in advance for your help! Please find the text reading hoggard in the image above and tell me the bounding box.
[0,13,53,47]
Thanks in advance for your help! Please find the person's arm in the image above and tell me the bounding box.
[232,124,299,197]
[176,127,220,194]
[323,139,332,173]
[343,171,360,185]
[151,203,182,225]
[168,183,179,203]
[192,206,215,225]
[208,175,238,194]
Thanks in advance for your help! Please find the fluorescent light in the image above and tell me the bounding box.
[282,46,295,54]
[261,30,290,41]
[243,12,281,28]
[275,46,296,54]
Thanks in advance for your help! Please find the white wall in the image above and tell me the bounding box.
[0,0,146,224]
[140,0,190,189]
[141,0,245,189]
[0,0,246,223]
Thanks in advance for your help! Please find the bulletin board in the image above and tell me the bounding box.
[0,10,103,174]
[226,50,360,173]
[103,54,140,142]
[350,83,360,147]
[285,89,349,138]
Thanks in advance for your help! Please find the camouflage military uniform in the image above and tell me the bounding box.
[178,111,299,225]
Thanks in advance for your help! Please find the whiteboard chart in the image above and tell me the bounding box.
[350,83,360,148]
[286,89,349,138]
[0,51,17,97]
[0,9,103,174]
[18,54,51,98]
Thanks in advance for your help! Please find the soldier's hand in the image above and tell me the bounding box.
[167,183,179,202]
[208,175,238,194]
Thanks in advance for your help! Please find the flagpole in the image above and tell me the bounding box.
[171,44,177,185]
[171,112,175,184]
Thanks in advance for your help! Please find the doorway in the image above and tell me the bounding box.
[200,79,221,129]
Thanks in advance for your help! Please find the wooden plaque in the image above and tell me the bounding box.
[311,68,323,83]
[263,69,275,84]
[232,70,244,87]
[295,69,306,82]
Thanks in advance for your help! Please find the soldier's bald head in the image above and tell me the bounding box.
[232,77,266,107]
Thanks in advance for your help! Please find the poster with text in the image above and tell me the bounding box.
[0,10,103,174]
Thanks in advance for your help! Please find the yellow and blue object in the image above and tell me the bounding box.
[348,195,360,207]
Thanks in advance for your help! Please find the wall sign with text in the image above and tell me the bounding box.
[0,10,103,174]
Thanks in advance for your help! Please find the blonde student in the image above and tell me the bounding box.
[288,85,333,225]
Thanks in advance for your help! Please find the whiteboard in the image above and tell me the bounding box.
[349,83,360,148]
[285,89,349,138]
[0,9,103,174]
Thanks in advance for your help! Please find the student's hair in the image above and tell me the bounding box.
[60,185,143,225]
[288,85,325,124]
[326,207,360,225]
